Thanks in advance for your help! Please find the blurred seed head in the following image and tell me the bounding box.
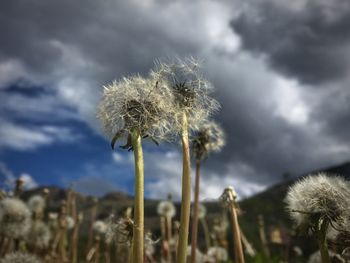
[93,220,107,236]
[27,195,45,215]
[105,216,134,246]
[152,57,219,132]
[0,198,31,239]
[207,246,228,262]
[285,173,350,232]
[144,231,158,257]
[198,204,207,219]
[157,200,176,218]
[187,245,206,263]
[219,186,237,207]
[192,121,225,160]
[0,252,42,263]
[97,74,175,147]
[65,216,75,230]
[26,220,51,249]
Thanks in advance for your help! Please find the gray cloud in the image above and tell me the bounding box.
[1,0,350,197]
[230,0,350,84]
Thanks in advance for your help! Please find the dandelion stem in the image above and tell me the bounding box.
[190,159,201,263]
[229,197,245,263]
[176,112,191,263]
[318,219,330,263]
[131,129,144,263]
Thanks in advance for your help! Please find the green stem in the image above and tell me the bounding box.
[190,159,201,263]
[318,220,330,263]
[131,129,144,263]
[176,112,191,263]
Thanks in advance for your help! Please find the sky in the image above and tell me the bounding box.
[0,0,350,200]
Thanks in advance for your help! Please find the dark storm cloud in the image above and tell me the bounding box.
[0,0,197,84]
[1,0,350,197]
[230,0,350,84]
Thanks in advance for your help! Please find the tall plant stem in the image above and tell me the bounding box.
[318,220,330,263]
[229,199,245,263]
[131,129,144,263]
[166,215,173,263]
[176,112,191,263]
[190,159,201,263]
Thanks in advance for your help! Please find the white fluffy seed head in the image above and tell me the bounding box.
[198,204,207,219]
[0,198,31,239]
[157,200,176,218]
[97,74,175,145]
[192,121,225,160]
[152,57,220,133]
[65,216,75,230]
[27,195,45,214]
[285,173,350,229]
[207,246,228,262]
[26,220,51,249]
[93,220,107,236]
[105,216,134,246]
[0,252,42,263]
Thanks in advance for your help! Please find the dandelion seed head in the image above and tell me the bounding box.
[152,57,220,132]
[27,195,45,214]
[66,216,75,230]
[0,198,31,239]
[97,74,175,145]
[219,186,237,207]
[285,173,350,229]
[157,200,176,218]
[26,220,51,249]
[0,252,42,263]
[145,231,158,257]
[93,220,107,236]
[192,121,225,160]
[105,216,134,246]
[207,246,228,262]
[198,204,207,219]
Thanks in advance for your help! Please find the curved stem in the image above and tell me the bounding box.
[176,112,191,263]
[131,129,144,263]
[190,159,201,263]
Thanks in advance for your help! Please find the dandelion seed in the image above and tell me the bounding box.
[152,57,219,132]
[26,220,51,250]
[93,220,107,236]
[157,200,176,218]
[285,173,350,230]
[27,195,45,218]
[0,198,31,239]
[285,173,350,263]
[192,121,225,161]
[97,74,175,149]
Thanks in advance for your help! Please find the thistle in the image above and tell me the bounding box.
[98,74,174,263]
[153,58,219,263]
[285,173,350,263]
[190,121,225,263]
[220,187,245,263]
